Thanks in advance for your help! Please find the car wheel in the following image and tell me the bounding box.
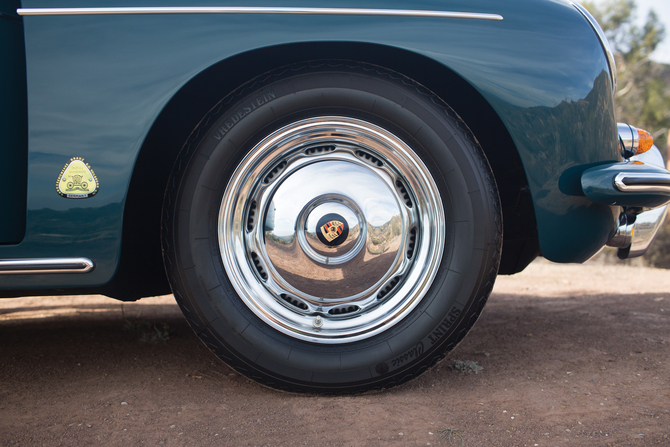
[162,61,501,393]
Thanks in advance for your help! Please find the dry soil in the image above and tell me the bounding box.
[1,260,669,446]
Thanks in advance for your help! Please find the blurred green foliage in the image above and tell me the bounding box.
[584,0,669,148]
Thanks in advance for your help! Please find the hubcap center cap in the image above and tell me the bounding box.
[298,197,366,265]
[315,213,349,247]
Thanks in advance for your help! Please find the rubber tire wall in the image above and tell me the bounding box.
[162,61,502,393]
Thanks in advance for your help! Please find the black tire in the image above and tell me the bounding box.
[162,61,501,393]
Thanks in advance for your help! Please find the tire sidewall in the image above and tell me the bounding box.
[166,62,500,391]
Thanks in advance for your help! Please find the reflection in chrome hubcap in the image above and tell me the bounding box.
[297,193,366,265]
[218,117,444,343]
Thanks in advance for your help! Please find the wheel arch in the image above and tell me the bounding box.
[107,41,536,300]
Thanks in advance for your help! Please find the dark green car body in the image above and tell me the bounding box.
[1,0,622,298]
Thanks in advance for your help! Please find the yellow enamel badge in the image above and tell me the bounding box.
[56,157,99,199]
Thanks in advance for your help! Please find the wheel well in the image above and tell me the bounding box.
[105,42,537,300]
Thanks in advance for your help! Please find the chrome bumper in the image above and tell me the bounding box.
[614,171,670,194]
[581,146,670,209]
[598,145,670,259]
[607,205,668,258]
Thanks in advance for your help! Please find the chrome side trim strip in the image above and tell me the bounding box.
[17,7,503,21]
[0,258,94,275]
[614,172,670,194]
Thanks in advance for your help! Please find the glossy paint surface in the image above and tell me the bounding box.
[0,0,27,244]
[0,0,618,290]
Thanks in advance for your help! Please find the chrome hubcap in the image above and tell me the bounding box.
[218,117,444,343]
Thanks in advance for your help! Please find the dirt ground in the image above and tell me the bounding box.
[1,260,669,446]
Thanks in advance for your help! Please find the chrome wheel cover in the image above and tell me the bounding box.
[218,117,444,343]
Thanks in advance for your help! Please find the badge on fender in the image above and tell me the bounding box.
[56,157,99,199]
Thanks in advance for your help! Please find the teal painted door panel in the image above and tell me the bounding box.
[0,0,27,244]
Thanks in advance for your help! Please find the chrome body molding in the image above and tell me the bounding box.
[614,172,670,194]
[0,258,95,275]
[17,7,503,21]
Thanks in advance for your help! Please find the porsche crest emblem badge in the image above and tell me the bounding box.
[320,220,344,242]
[316,213,349,247]
[56,157,99,199]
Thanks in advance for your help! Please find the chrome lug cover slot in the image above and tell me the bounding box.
[218,117,444,343]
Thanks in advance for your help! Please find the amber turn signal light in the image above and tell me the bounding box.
[636,128,653,155]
